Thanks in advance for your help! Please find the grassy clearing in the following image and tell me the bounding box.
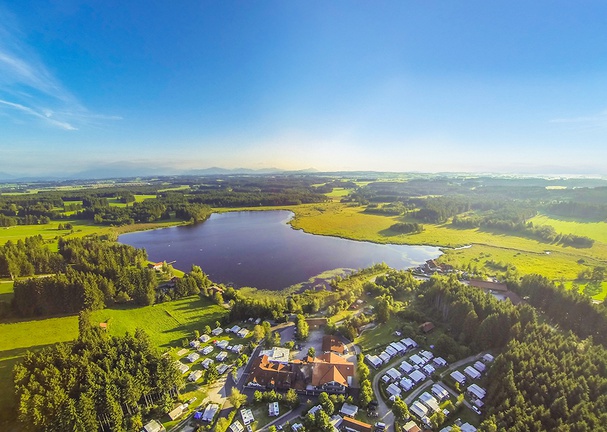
[325,187,352,198]
[135,194,157,202]
[0,220,113,245]
[91,296,228,349]
[0,281,14,303]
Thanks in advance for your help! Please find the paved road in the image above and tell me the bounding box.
[371,359,397,431]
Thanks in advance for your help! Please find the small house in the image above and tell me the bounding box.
[433,357,447,367]
[142,419,166,432]
[199,334,211,343]
[431,383,449,400]
[216,351,228,362]
[201,358,214,369]
[422,364,436,376]
[419,322,435,333]
[211,327,224,336]
[401,338,418,350]
[175,361,189,374]
[385,367,402,381]
[419,392,440,413]
[200,345,214,355]
[240,408,254,425]
[410,400,429,419]
[385,345,398,357]
[237,328,249,338]
[468,383,486,400]
[419,350,434,361]
[482,353,494,363]
[187,370,203,382]
[216,340,229,349]
[409,354,425,366]
[229,421,244,432]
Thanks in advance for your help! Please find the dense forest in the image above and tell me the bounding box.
[3,235,214,318]
[420,275,607,431]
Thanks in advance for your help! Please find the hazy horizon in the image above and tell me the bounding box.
[2,1,607,176]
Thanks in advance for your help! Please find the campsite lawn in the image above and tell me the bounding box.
[91,296,228,348]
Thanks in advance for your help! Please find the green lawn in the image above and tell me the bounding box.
[91,296,228,348]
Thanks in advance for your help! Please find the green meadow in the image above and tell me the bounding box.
[91,296,228,348]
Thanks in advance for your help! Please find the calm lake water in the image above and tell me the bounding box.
[119,211,442,290]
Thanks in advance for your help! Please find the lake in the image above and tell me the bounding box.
[119,211,442,290]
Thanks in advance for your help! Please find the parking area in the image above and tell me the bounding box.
[279,326,325,360]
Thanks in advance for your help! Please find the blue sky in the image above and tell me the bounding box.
[1,1,607,176]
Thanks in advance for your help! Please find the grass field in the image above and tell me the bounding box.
[91,296,228,348]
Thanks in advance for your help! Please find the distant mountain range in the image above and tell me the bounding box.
[0,163,320,182]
